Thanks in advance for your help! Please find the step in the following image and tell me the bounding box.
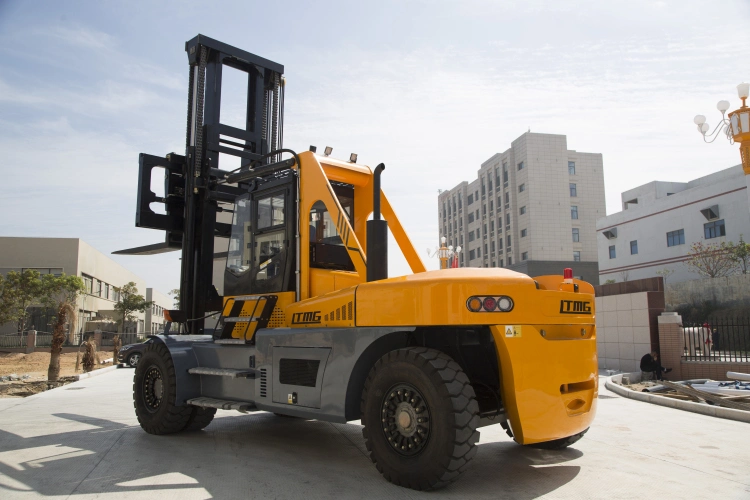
[187,397,257,413]
[214,339,249,345]
[188,367,256,378]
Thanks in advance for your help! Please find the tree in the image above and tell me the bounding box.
[731,234,750,274]
[113,282,153,333]
[40,274,85,381]
[1,270,44,332]
[169,288,180,309]
[0,274,16,327]
[684,241,736,278]
[655,268,675,285]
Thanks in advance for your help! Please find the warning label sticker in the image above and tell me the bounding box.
[505,325,522,338]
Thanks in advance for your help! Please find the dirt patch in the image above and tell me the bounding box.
[0,351,114,397]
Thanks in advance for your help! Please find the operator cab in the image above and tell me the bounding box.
[225,172,296,296]
[224,174,355,297]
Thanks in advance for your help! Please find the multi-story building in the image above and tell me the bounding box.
[0,237,172,334]
[438,132,605,284]
[597,164,750,284]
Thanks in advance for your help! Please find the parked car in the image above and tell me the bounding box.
[118,338,155,367]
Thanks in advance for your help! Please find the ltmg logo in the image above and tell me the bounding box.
[559,300,592,315]
[291,311,321,325]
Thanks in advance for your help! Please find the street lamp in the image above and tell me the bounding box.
[427,236,461,269]
[694,82,750,175]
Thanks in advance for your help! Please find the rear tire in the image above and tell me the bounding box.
[526,428,589,450]
[361,347,480,491]
[133,342,193,434]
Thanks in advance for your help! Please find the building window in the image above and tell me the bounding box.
[519,206,526,215]
[570,183,577,197]
[630,240,638,255]
[508,257,512,265]
[112,288,120,302]
[518,161,524,171]
[568,161,576,175]
[468,213,474,223]
[571,206,578,219]
[491,241,495,252]
[666,229,685,247]
[519,183,525,193]
[522,251,528,260]
[498,239,503,250]
[505,213,511,226]
[476,229,480,239]
[489,200,493,212]
[704,219,726,239]
[484,244,488,253]
[499,259,504,267]
[483,225,487,235]
[490,220,494,232]
[504,192,510,204]
[104,283,110,300]
[503,163,508,183]
[488,179,493,191]
[476,209,479,219]
[521,229,527,237]
[572,228,579,242]
[609,245,616,259]
[82,274,93,294]
[96,280,102,297]
[507,235,511,247]
[482,205,486,215]
[470,249,476,260]
[468,194,473,205]
[469,232,475,242]
[573,251,581,262]
[477,248,481,257]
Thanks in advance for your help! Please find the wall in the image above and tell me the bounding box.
[666,273,750,309]
[657,312,749,379]
[595,290,664,372]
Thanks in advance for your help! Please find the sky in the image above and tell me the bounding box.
[0,0,748,295]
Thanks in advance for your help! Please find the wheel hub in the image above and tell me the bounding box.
[381,384,431,456]
[143,367,163,413]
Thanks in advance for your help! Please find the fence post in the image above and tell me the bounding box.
[94,329,102,350]
[26,330,36,354]
[658,312,683,380]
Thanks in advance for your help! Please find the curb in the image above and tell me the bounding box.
[605,375,750,424]
[72,364,121,381]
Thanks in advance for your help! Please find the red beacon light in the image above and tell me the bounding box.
[563,267,573,284]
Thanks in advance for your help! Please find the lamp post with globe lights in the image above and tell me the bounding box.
[427,237,461,269]
[694,82,750,175]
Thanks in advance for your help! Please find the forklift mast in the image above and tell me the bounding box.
[116,35,285,333]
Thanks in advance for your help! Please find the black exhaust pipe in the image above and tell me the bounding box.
[367,163,388,282]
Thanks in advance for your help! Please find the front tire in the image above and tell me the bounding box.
[133,342,194,434]
[361,347,480,491]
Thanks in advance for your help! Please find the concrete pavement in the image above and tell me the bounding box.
[0,368,748,499]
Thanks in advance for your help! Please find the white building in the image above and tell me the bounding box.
[0,237,172,334]
[438,132,605,284]
[597,165,750,284]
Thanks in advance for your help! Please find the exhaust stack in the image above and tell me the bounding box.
[366,163,388,282]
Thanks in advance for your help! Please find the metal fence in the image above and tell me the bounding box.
[0,333,28,348]
[682,317,750,362]
[0,331,148,349]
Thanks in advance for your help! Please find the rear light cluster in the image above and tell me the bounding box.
[466,296,514,313]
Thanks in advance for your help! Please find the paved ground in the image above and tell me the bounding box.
[0,368,748,499]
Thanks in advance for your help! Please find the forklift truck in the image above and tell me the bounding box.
[118,35,598,490]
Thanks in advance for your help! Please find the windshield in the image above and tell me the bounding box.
[227,194,251,275]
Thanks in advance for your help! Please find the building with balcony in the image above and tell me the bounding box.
[596,165,750,284]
